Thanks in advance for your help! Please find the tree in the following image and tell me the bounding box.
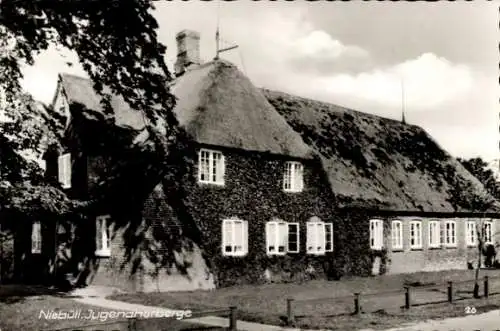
[0,1,188,285]
[458,158,499,297]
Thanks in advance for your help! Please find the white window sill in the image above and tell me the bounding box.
[306,251,326,255]
[198,180,225,186]
[60,184,71,189]
[283,189,303,193]
[222,252,247,257]
[410,246,423,250]
[31,250,41,254]
[392,246,403,251]
[443,244,457,248]
[428,244,441,249]
[370,247,384,251]
[95,249,111,257]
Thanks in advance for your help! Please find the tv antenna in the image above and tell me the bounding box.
[214,3,238,60]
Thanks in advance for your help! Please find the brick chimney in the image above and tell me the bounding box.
[174,30,201,76]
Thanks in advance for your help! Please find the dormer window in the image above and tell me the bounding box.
[198,149,225,185]
[58,153,71,189]
[283,161,303,192]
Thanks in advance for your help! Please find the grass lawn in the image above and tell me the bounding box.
[109,269,500,330]
[0,286,224,331]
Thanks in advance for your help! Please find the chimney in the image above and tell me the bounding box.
[175,30,201,76]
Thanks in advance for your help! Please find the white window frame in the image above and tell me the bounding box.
[466,221,477,247]
[198,149,225,185]
[370,219,384,250]
[95,215,111,257]
[484,221,494,245]
[283,161,304,193]
[58,153,71,189]
[222,218,248,257]
[391,220,403,250]
[307,219,332,255]
[409,221,422,249]
[31,221,42,254]
[428,220,441,248]
[266,221,301,255]
[443,220,457,247]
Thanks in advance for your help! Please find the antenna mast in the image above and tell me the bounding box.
[401,78,406,124]
[214,2,238,60]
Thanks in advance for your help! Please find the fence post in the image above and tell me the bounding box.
[127,317,137,331]
[286,298,295,326]
[354,292,361,315]
[404,286,411,309]
[229,306,237,331]
[447,281,453,303]
[484,276,489,298]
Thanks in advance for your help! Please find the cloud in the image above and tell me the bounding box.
[295,53,474,112]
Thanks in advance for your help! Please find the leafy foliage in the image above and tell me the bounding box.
[458,157,500,200]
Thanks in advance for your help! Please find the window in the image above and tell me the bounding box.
[222,219,248,256]
[370,219,384,250]
[95,215,111,257]
[409,221,422,249]
[266,220,300,254]
[444,221,457,247]
[325,223,333,252]
[58,153,71,188]
[428,220,441,248]
[198,149,225,185]
[306,218,333,254]
[283,161,304,192]
[466,221,476,246]
[484,221,494,245]
[31,222,42,254]
[391,220,403,250]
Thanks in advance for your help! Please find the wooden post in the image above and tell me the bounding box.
[484,276,489,298]
[354,292,360,315]
[229,306,237,331]
[447,281,453,303]
[404,286,411,309]
[286,298,295,325]
[128,318,137,331]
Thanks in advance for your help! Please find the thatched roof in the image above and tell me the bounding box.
[58,74,146,131]
[58,61,312,159]
[263,89,498,213]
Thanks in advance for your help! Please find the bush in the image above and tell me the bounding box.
[483,244,497,268]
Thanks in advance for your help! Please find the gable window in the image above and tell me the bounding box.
[198,149,225,185]
[370,219,384,250]
[306,218,333,254]
[95,215,111,257]
[444,221,457,247]
[58,153,71,189]
[428,220,441,248]
[409,221,422,249]
[484,221,494,245]
[266,220,300,255]
[222,219,248,256]
[466,221,476,246]
[283,161,304,192]
[391,220,402,250]
[31,222,42,254]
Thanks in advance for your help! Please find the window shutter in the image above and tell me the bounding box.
[217,153,225,183]
[266,222,276,253]
[306,222,315,252]
[223,220,232,253]
[242,220,248,254]
[277,222,287,253]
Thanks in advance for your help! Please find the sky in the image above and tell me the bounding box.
[20,1,499,160]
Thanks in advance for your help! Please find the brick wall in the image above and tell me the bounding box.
[373,217,500,275]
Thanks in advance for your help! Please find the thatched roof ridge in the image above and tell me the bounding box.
[262,89,499,213]
[169,60,312,158]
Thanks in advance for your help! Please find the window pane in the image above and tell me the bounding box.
[277,223,287,252]
[267,223,276,252]
[307,223,315,251]
[325,223,333,251]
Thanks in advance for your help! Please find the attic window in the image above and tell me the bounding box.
[283,161,303,192]
[198,149,225,185]
[31,221,42,254]
[95,215,111,257]
[58,153,71,189]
